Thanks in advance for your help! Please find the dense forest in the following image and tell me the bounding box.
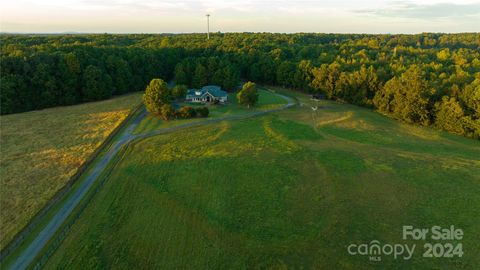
[1,33,479,138]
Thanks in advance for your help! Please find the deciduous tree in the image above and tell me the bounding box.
[143,78,171,116]
[434,96,466,135]
[237,81,259,108]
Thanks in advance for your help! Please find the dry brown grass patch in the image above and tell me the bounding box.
[0,93,141,249]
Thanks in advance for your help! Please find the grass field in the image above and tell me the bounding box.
[44,89,479,269]
[0,93,142,250]
[133,88,287,134]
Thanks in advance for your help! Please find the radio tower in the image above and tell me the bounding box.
[206,14,210,40]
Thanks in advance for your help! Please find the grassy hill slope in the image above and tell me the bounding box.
[44,89,479,269]
[0,93,142,249]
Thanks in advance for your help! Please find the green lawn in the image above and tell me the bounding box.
[44,89,480,269]
[133,88,287,134]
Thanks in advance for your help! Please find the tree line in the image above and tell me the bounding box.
[1,43,183,114]
[1,33,479,138]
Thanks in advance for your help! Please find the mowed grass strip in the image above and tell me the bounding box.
[44,90,480,269]
[0,93,142,249]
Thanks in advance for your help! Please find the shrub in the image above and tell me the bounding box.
[160,104,176,120]
[177,106,197,119]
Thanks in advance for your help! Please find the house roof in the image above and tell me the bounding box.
[186,85,228,98]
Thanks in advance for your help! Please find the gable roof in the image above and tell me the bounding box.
[186,85,227,98]
[202,85,227,97]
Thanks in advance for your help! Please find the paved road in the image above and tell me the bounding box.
[8,92,294,270]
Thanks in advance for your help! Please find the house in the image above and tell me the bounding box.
[186,85,228,104]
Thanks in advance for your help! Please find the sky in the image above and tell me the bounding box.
[1,0,479,34]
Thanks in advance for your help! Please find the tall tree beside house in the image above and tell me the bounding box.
[172,85,188,100]
[143,78,171,116]
[212,69,225,87]
[192,63,208,88]
[221,64,241,92]
[174,63,188,86]
[237,81,259,108]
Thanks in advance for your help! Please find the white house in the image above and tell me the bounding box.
[186,85,228,104]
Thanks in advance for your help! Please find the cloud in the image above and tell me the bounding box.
[356,1,480,19]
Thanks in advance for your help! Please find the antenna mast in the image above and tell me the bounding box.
[206,14,210,40]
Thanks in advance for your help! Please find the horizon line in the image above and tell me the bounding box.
[1,31,479,35]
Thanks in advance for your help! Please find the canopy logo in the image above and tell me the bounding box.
[347,240,415,261]
[347,225,464,262]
